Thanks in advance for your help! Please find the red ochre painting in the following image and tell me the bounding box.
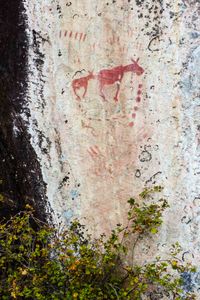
[57,14,150,232]
[69,56,147,186]
[72,59,144,102]
[71,58,145,132]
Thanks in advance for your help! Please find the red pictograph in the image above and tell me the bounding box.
[72,59,144,102]
[97,59,144,102]
[87,145,103,159]
[128,83,143,127]
[59,30,87,42]
[72,71,95,100]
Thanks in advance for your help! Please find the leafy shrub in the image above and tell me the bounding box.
[0,187,196,299]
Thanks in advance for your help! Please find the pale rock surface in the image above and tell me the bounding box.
[24,0,200,293]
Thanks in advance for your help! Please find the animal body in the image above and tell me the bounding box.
[97,59,144,102]
[72,71,95,100]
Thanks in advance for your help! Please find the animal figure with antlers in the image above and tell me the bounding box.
[72,59,144,101]
[97,58,144,102]
[72,71,95,100]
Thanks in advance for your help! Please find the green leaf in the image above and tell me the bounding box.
[128,198,135,205]
[150,228,158,234]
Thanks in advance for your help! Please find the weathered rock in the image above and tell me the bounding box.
[1,0,200,294]
[0,0,48,221]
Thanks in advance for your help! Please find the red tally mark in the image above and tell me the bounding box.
[59,30,87,42]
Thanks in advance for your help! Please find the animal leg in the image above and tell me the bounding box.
[82,83,88,98]
[73,86,81,100]
[114,82,120,102]
[99,84,107,101]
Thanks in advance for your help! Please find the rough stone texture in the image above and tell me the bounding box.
[24,0,200,293]
[0,0,48,221]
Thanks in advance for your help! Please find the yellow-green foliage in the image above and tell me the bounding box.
[0,188,196,299]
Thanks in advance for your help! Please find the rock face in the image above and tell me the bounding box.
[0,1,48,221]
[1,0,200,293]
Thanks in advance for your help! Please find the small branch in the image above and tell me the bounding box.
[132,235,140,267]
[108,283,120,300]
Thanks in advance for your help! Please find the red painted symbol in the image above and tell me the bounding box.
[129,121,134,127]
[72,59,144,101]
[87,145,102,159]
[128,83,143,127]
[79,33,83,41]
[72,71,95,100]
[59,30,87,42]
[136,83,143,103]
[97,58,144,102]
[81,120,97,137]
[82,34,87,42]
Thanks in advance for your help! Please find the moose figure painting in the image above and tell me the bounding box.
[72,59,144,101]
[72,71,95,100]
[97,58,144,102]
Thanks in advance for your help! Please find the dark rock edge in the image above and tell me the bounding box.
[0,0,49,221]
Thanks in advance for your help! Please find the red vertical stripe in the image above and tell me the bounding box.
[82,34,87,42]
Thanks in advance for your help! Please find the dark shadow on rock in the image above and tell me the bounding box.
[0,0,50,222]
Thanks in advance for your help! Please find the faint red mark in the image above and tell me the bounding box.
[64,30,68,37]
[79,33,83,41]
[82,34,87,42]
[87,146,109,177]
[97,58,144,102]
[87,145,102,159]
[107,34,121,46]
[128,28,135,37]
[137,43,143,51]
[69,31,73,38]
[81,120,97,137]
[72,71,95,100]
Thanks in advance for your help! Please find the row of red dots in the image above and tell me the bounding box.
[129,83,143,127]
